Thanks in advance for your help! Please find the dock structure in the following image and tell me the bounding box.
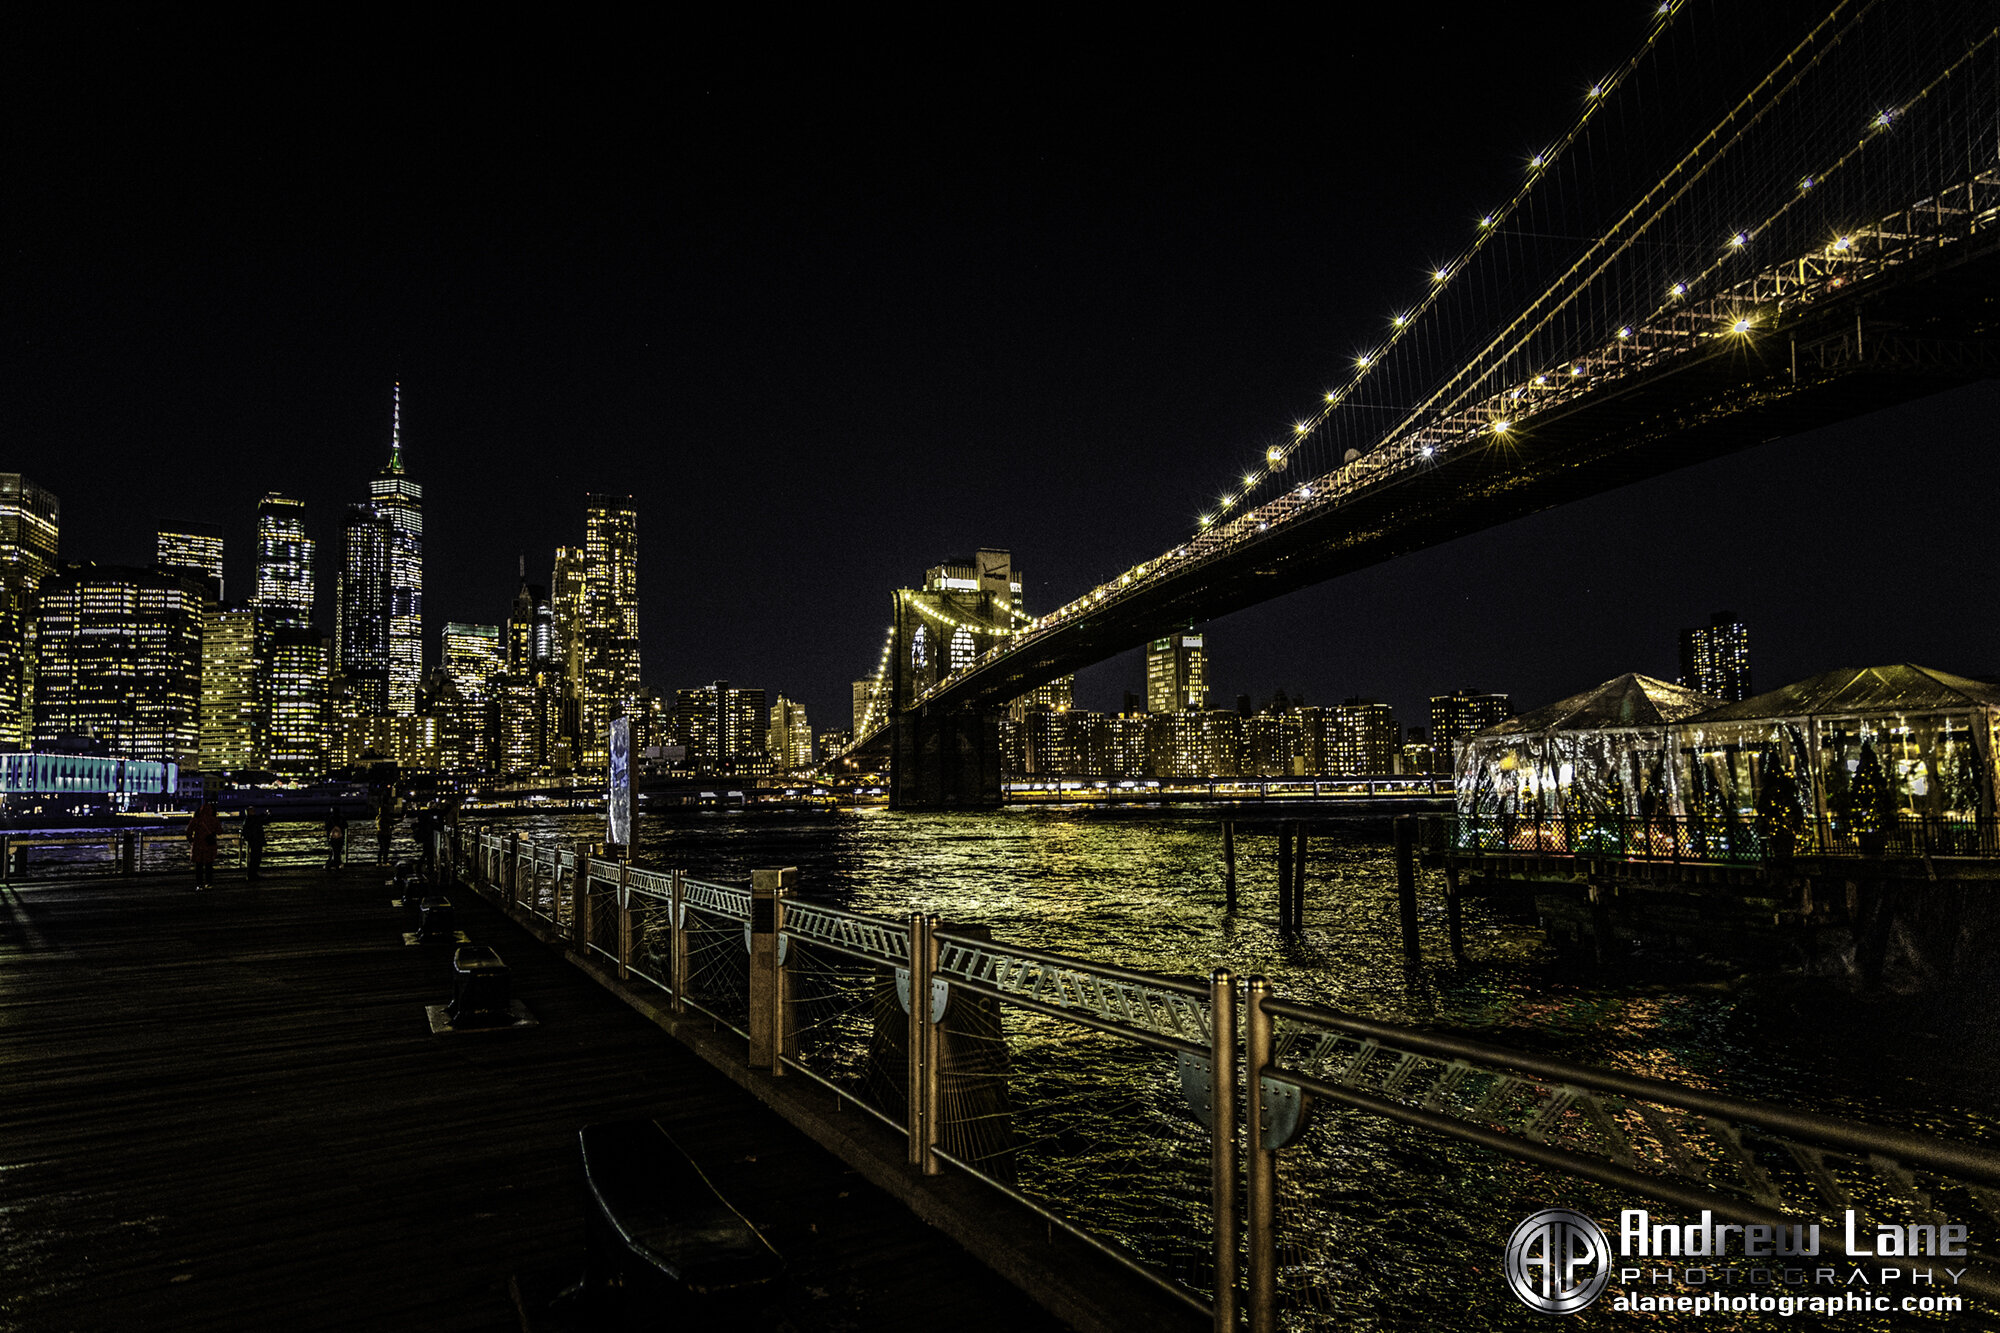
[0,864,1082,1332]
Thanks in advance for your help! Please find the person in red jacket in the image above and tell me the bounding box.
[187,799,222,889]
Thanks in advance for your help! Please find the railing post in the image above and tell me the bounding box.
[573,849,592,950]
[668,869,687,1015]
[906,912,941,1174]
[507,832,522,909]
[616,860,633,981]
[748,866,796,1074]
[1245,975,1276,1333]
[121,830,137,877]
[1209,968,1240,1333]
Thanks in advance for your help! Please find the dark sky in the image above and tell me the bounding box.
[9,5,1996,736]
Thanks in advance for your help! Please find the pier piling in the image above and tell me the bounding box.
[1222,821,1237,913]
[1277,825,1295,934]
[1394,816,1421,965]
[1444,865,1465,962]
[1293,826,1308,930]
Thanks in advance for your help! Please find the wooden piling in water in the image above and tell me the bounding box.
[1277,825,1295,933]
[1394,815,1421,964]
[1223,821,1237,913]
[1444,865,1465,962]
[1293,826,1308,930]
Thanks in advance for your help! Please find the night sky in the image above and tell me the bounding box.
[11,5,1997,737]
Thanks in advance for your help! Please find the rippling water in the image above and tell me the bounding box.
[489,805,1998,1330]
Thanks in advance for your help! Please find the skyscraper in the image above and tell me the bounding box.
[33,564,203,764]
[1430,689,1511,759]
[198,605,263,772]
[338,503,392,713]
[367,385,423,713]
[253,493,314,628]
[672,681,764,773]
[1680,611,1752,702]
[768,697,813,770]
[263,625,329,775]
[155,519,224,600]
[443,622,503,759]
[0,474,58,748]
[581,495,640,765]
[1147,631,1207,712]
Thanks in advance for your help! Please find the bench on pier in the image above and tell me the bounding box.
[575,1119,782,1310]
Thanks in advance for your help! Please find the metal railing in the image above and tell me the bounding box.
[465,827,2000,1328]
[1431,812,2000,866]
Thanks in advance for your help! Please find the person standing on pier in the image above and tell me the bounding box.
[375,796,396,867]
[324,808,348,871]
[243,806,270,882]
[186,799,221,890]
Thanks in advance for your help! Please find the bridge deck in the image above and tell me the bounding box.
[0,865,1064,1332]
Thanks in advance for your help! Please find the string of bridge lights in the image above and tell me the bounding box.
[872,7,1979,705]
[1193,0,1690,536]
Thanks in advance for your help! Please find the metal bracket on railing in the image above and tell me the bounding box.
[1260,1074,1315,1150]
[1178,1052,1215,1130]
[893,968,948,1021]
[741,923,789,965]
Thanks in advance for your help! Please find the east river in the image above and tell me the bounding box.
[353,806,2000,1326]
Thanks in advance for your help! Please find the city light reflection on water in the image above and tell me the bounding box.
[501,806,1997,1330]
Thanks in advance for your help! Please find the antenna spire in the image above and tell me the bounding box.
[388,381,403,472]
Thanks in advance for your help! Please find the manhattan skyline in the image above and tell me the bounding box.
[12,3,1999,736]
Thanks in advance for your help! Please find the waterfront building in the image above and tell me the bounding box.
[817,727,852,761]
[366,386,423,714]
[33,564,203,765]
[1399,726,1437,776]
[198,604,263,772]
[851,676,890,737]
[0,474,59,748]
[1430,688,1511,761]
[1018,708,1112,776]
[263,625,329,776]
[767,696,813,770]
[672,681,766,773]
[580,495,640,766]
[1244,709,1304,776]
[155,519,224,600]
[1680,610,1752,703]
[1151,709,1240,778]
[1010,674,1074,721]
[253,493,314,629]
[337,503,392,713]
[1326,698,1398,776]
[1109,713,1153,778]
[1146,631,1208,713]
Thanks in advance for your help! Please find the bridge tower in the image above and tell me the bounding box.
[887,551,1017,809]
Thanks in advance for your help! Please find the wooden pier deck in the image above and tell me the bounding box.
[0,862,1068,1332]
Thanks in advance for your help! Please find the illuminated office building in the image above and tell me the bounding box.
[1326,699,1398,776]
[852,676,890,736]
[672,681,765,773]
[254,493,314,628]
[33,564,202,765]
[1010,674,1074,721]
[155,519,224,600]
[338,502,392,713]
[367,385,423,714]
[263,625,328,776]
[1147,631,1207,713]
[1430,689,1511,758]
[507,571,553,673]
[198,605,263,771]
[767,697,813,770]
[551,545,586,683]
[0,474,59,748]
[581,496,640,766]
[443,622,503,760]
[1680,611,1752,703]
[1150,710,1241,778]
